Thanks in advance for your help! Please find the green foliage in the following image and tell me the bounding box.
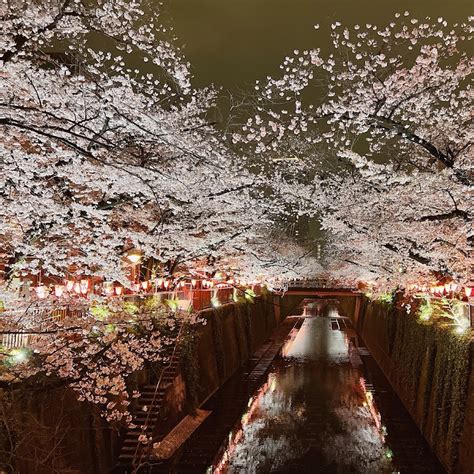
[90,304,110,320]
[211,295,220,307]
[244,289,256,303]
[143,295,164,310]
[417,297,434,322]
[416,297,469,331]
[376,291,394,306]
[122,301,139,315]
[164,298,179,312]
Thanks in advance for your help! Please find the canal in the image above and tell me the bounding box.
[159,302,444,473]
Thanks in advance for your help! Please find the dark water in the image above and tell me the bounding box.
[210,305,444,473]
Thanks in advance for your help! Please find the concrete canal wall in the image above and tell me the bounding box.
[181,293,280,406]
[351,298,473,474]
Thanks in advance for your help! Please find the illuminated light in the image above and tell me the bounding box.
[212,297,221,308]
[465,287,473,298]
[209,281,214,288]
[80,279,89,294]
[202,280,208,288]
[54,285,65,297]
[163,280,170,289]
[191,279,197,287]
[73,282,81,294]
[155,278,163,288]
[10,348,29,364]
[450,283,458,293]
[227,279,234,285]
[115,286,123,296]
[103,282,114,296]
[126,250,142,264]
[66,280,75,292]
[35,286,47,299]
[179,281,185,288]
[454,326,466,335]
[141,281,149,291]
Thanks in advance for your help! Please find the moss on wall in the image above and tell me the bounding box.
[184,294,278,407]
[359,299,472,473]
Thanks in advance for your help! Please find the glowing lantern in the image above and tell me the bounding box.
[54,285,65,297]
[103,282,114,296]
[115,286,123,296]
[35,286,47,299]
[80,279,89,294]
[465,287,473,298]
[141,281,149,291]
[191,279,197,287]
[73,282,81,294]
[163,280,170,289]
[126,250,141,264]
[66,280,74,292]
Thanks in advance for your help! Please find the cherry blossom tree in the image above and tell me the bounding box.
[0,0,280,445]
[233,14,473,289]
[0,0,278,297]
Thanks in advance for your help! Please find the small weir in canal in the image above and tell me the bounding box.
[161,301,444,473]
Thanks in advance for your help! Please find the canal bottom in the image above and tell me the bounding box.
[159,304,445,473]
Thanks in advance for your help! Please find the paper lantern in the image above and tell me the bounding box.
[80,279,89,294]
[35,286,47,299]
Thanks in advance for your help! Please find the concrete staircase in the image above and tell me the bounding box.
[116,352,181,470]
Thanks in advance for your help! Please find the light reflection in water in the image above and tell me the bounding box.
[211,307,395,473]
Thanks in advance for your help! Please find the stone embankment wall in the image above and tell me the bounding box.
[181,294,279,406]
[352,298,473,474]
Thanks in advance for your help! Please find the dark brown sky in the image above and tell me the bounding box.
[169,0,472,89]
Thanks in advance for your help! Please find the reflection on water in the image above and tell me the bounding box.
[212,306,394,473]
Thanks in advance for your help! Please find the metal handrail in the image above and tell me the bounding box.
[131,317,186,471]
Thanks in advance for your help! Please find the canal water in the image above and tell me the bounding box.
[205,303,444,473]
[159,302,444,473]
